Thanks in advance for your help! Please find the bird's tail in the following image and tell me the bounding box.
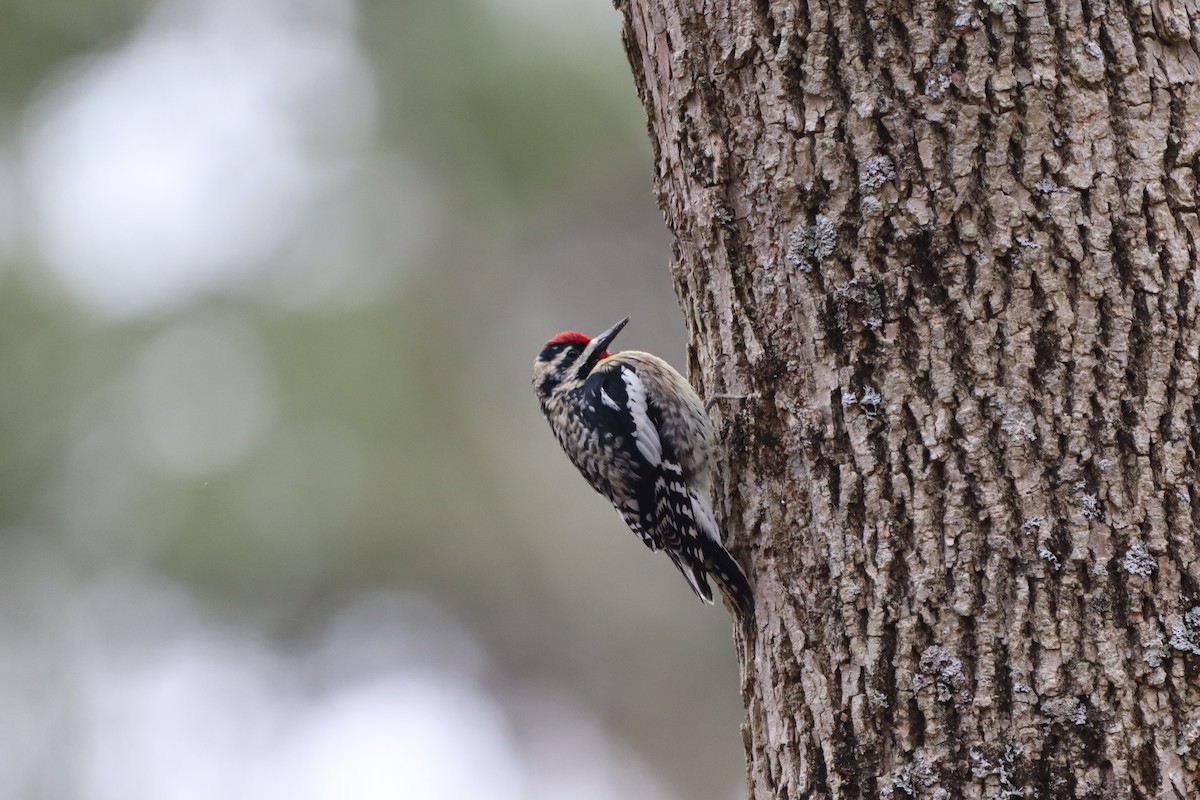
[697,538,755,626]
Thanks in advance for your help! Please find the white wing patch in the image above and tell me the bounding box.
[690,493,720,542]
[599,388,621,411]
[621,366,662,466]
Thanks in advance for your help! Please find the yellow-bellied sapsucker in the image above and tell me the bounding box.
[533,317,754,622]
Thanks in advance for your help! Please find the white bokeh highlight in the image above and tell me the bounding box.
[0,568,680,800]
[260,676,526,800]
[21,0,376,316]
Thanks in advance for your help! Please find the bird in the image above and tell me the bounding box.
[532,316,754,622]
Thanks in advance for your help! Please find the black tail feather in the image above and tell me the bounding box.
[698,538,755,625]
[665,540,755,628]
[667,550,715,604]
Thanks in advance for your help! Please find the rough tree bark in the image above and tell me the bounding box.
[613,0,1200,797]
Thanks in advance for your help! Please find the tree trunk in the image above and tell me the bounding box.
[613,0,1200,797]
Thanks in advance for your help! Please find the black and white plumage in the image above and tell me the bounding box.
[532,317,754,622]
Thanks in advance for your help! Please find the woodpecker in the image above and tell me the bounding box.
[533,317,754,622]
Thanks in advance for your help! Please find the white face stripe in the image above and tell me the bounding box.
[621,366,662,466]
[570,337,612,379]
[579,338,603,362]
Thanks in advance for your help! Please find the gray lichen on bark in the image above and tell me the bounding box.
[613,0,1200,796]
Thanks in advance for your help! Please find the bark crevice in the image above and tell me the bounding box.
[614,0,1200,795]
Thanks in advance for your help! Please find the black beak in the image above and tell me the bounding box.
[592,316,630,353]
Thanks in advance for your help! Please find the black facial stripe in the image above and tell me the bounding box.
[539,341,587,363]
[538,343,566,362]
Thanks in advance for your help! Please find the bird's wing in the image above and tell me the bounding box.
[588,362,713,552]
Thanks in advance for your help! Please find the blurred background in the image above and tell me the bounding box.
[0,0,748,797]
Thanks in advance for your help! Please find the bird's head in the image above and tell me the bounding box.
[532,317,629,399]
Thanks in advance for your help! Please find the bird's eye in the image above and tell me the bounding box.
[567,346,581,358]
